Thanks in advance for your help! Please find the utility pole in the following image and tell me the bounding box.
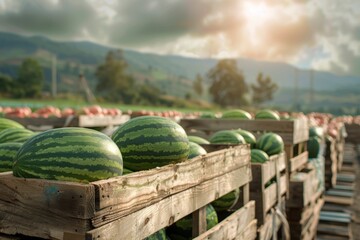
[79,73,96,103]
[294,67,299,111]
[51,54,57,97]
[310,69,314,105]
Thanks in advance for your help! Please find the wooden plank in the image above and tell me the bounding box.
[78,115,130,127]
[317,224,351,237]
[287,168,315,207]
[256,212,283,240]
[289,151,308,172]
[179,117,309,144]
[192,206,207,237]
[0,172,94,239]
[91,145,250,227]
[86,166,251,240]
[194,201,256,240]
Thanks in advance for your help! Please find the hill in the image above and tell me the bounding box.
[0,31,359,113]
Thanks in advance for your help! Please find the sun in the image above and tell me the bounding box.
[242,1,275,26]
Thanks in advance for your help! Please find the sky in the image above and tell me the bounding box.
[0,0,359,77]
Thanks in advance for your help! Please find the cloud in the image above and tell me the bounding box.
[0,0,359,77]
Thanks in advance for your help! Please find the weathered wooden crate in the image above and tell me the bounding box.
[179,117,309,145]
[324,137,338,190]
[287,196,324,240]
[344,123,360,144]
[249,152,288,226]
[179,117,309,174]
[6,115,130,130]
[0,145,256,240]
[286,166,321,208]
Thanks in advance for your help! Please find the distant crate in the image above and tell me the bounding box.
[6,115,130,130]
[0,145,255,240]
[345,123,360,144]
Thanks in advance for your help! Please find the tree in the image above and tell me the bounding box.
[16,58,44,97]
[251,73,278,105]
[208,59,249,107]
[95,50,135,103]
[193,74,204,96]
[0,73,14,95]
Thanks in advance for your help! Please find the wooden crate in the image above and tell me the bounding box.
[250,152,288,226]
[179,117,309,145]
[6,115,130,129]
[324,137,338,190]
[344,123,360,144]
[287,196,324,240]
[0,145,256,240]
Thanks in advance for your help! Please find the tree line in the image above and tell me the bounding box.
[0,51,278,108]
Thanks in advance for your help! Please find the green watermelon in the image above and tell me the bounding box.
[13,127,123,183]
[167,204,218,240]
[188,142,207,159]
[233,129,256,148]
[308,136,321,158]
[0,142,22,172]
[221,109,252,119]
[122,168,133,175]
[309,127,324,139]
[212,188,239,212]
[111,116,190,171]
[0,118,24,132]
[251,149,269,163]
[209,130,245,144]
[145,228,168,240]
[188,135,210,145]
[0,128,34,144]
[255,109,280,120]
[256,133,284,156]
[200,112,216,119]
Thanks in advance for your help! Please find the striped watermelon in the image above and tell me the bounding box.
[200,112,216,119]
[309,127,324,139]
[167,204,218,240]
[233,129,256,148]
[188,135,209,145]
[0,142,22,172]
[123,168,133,175]
[111,116,189,171]
[251,149,269,163]
[256,133,284,156]
[211,188,239,212]
[145,228,168,240]
[188,142,207,159]
[221,109,252,119]
[307,136,321,158]
[255,109,280,120]
[13,127,123,183]
[0,118,24,132]
[209,130,245,144]
[0,128,34,144]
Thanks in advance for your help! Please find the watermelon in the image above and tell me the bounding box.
[0,128,34,144]
[188,135,210,145]
[0,118,24,132]
[13,127,123,183]
[251,149,269,163]
[200,112,216,119]
[122,168,133,175]
[255,109,280,120]
[167,204,218,240]
[221,109,252,119]
[212,188,239,212]
[0,142,22,172]
[111,116,189,171]
[309,127,324,139]
[209,130,245,144]
[308,136,321,158]
[145,228,168,240]
[256,133,284,156]
[233,129,256,148]
[188,142,207,159]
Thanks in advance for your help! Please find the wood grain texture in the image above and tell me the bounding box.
[194,201,256,240]
[289,151,309,173]
[86,166,252,240]
[0,172,95,239]
[91,145,250,227]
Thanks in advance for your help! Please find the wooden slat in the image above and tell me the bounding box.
[86,166,252,240]
[256,211,283,240]
[289,151,308,172]
[317,224,352,237]
[77,115,129,127]
[0,172,94,239]
[192,206,207,237]
[194,201,256,240]
[91,145,250,227]
[323,195,354,206]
